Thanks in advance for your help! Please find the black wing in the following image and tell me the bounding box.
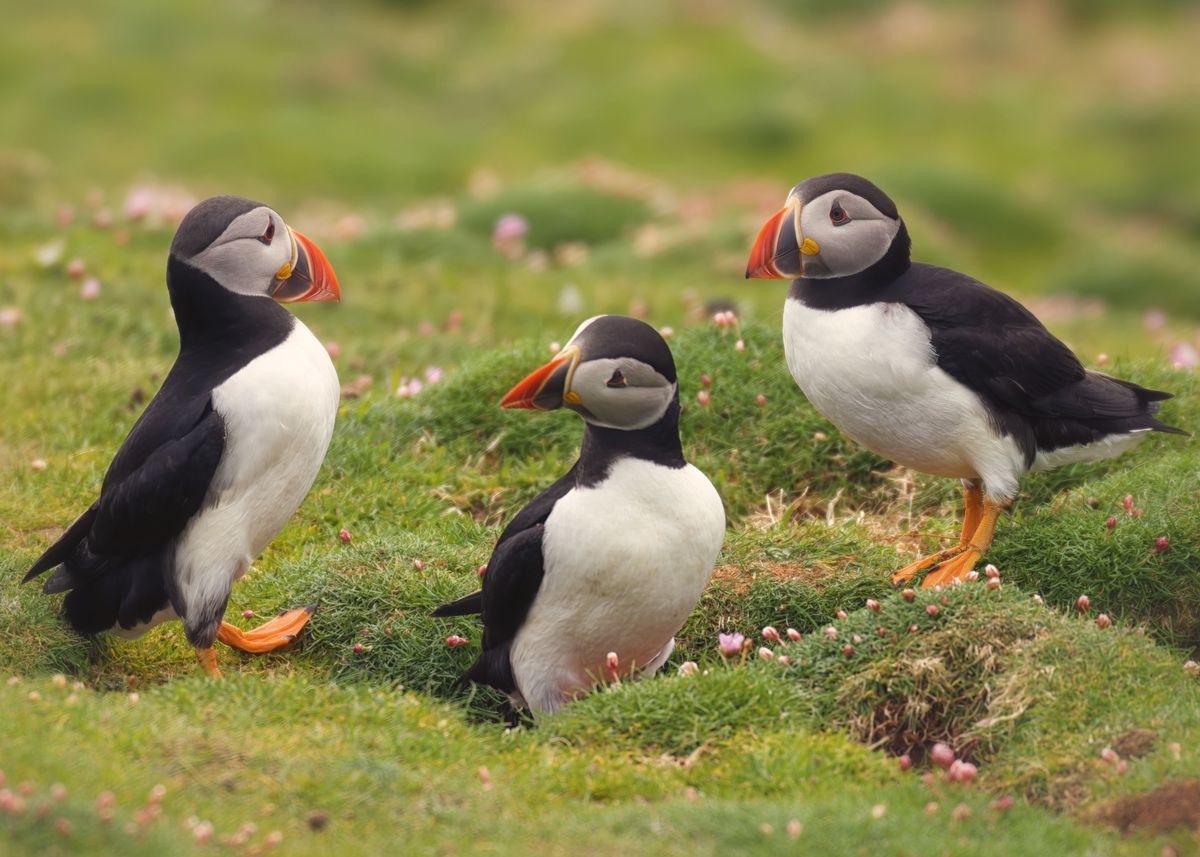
[24,394,225,631]
[893,263,1182,461]
[433,466,577,694]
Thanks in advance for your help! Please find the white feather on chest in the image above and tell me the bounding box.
[173,321,339,617]
[510,457,725,712]
[782,298,1024,491]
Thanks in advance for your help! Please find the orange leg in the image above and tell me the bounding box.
[197,646,222,678]
[921,497,1007,589]
[891,483,984,586]
[216,605,315,654]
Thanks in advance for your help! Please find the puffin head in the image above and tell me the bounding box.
[746,173,907,281]
[170,196,340,303]
[501,315,677,431]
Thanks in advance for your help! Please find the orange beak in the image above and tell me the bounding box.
[745,206,790,280]
[500,346,580,410]
[271,228,341,303]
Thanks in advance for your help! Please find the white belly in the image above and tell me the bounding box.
[511,457,725,713]
[782,299,1025,497]
[173,321,339,621]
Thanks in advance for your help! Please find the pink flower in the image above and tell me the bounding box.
[66,259,86,279]
[1100,747,1119,764]
[836,609,848,620]
[1154,536,1170,553]
[324,341,342,359]
[823,626,838,640]
[81,277,101,300]
[242,609,254,619]
[930,743,955,769]
[986,578,1001,591]
[926,605,940,616]
[734,339,745,352]
[1096,614,1112,629]
[605,651,620,680]
[842,644,855,656]
[424,366,444,385]
[700,374,712,388]
[901,588,916,602]
[984,564,1000,579]
[992,795,1014,812]
[493,213,528,243]
[761,626,781,642]
[898,754,913,772]
[1106,516,1117,531]
[446,635,469,648]
[757,647,774,661]
[477,564,488,577]
[1169,341,1199,369]
[947,760,977,783]
[697,390,711,407]
[413,559,425,570]
[339,528,352,544]
[786,628,802,642]
[1076,595,1090,613]
[1123,494,1135,514]
[353,643,363,654]
[677,661,699,677]
[717,632,745,657]
[755,394,766,407]
[866,598,881,613]
[776,655,791,665]
[964,571,979,582]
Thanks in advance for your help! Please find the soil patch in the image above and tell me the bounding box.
[709,562,841,594]
[1111,727,1156,759]
[1096,779,1200,834]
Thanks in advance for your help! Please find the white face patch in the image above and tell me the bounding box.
[568,357,675,430]
[796,190,901,279]
[187,206,295,297]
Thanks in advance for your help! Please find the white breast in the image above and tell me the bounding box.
[173,321,339,622]
[782,298,1024,498]
[510,457,725,713]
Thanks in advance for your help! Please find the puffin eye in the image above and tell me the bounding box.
[259,219,275,245]
[830,203,850,226]
[606,369,627,388]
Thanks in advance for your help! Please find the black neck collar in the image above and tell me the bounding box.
[166,255,293,353]
[574,396,686,487]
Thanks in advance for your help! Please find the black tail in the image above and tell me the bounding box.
[23,505,99,586]
[432,590,483,618]
[1107,377,1188,436]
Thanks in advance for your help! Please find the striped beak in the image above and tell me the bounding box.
[746,200,813,280]
[501,346,582,410]
[270,228,341,303]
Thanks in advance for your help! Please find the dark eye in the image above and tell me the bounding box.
[259,219,275,245]
[606,369,627,388]
[830,203,849,226]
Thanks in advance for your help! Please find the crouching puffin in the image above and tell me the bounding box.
[746,173,1184,588]
[434,315,725,714]
[24,196,342,677]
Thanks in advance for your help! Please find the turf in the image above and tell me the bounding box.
[3,0,1200,854]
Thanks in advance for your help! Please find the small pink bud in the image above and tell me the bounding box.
[1096,614,1111,629]
[446,635,469,648]
[734,339,745,352]
[898,754,913,772]
[677,661,698,677]
[852,634,862,644]
[991,795,1014,812]
[548,341,561,354]
[1185,660,1199,676]
[813,431,828,441]
[924,801,939,815]
[786,628,802,642]
[949,760,977,783]
[1076,595,1090,613]
[823,626,838,640]
[1096,353,1109,365]
[1033,594,1044,604]
[361,627,370,637]
[605,651,620,680]
[909,624,919,633]
[477,564,487,577]
[66,259,86,279]
[842,644,855,656]
[55,817,72,836]
[758,647,775,661]
[922,773,936,787]
[902,588,916,602]
[95,791,114,810]
[952,803,972,822]
[338,528,352,544]
[80,277,101,300]
[986,578,1001,591]
[700,374,712,388]
[50,783,67,801]
[930,743,956,769]
[353,643,363,654]
[478,766,493,791]
[1106,516,1117,531]
[786,819,802,839]
[1116,760,1128,775]
[384,627,393,635]
[324,340,342,359]
[926,604,940,616]
[761,626,781,642]
[717,632,745,657]
[242,609,254,619]
[697,390,710,407]
[1100,747,1119,764]
[1131,507,1144,518]
[836,609,848,620]
[776,655,791,665]
[984,564,1000,579]
[877,626,887,638]
[866,598,881,613]
[755,394,766,407]
[965,571,979,582]
[193,821,214,844]
[1154,536,1170,553]
[1123,494,1135,513]
[413,558,425,570]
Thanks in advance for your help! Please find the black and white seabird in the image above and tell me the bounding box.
[24,196,342,676]
[746,173,1184,588]
[434,315,725,714]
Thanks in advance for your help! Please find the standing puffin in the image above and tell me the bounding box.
[24,196,342,676]
[746,173,1183,588]
[434,315,725,714]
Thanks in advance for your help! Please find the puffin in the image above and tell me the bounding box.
[746,173,1183,588]
[24,196,342,677]
[434,315,725,714]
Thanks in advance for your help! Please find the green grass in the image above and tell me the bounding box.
[3,0,1200,853]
